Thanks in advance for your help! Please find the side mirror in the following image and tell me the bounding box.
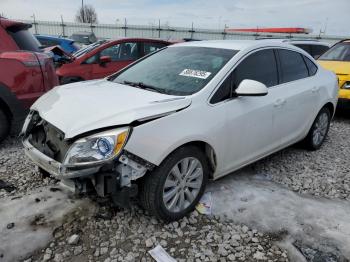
[100,55,111,65]
[235,79,268,97]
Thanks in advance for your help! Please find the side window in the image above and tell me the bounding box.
[294,44,312,55]
[119,42,140,60]
[143,42,167,55]
[210,73,232,104]
[311,45,329,58]
[233,49,278,89]
[303,56,318,76]
[101,42,140,61]
[278,49,309,83]
[84,54,99,64]
[101,44,121,61]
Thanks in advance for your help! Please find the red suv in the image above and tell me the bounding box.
[0,18,58,142]
[56,38,171,84]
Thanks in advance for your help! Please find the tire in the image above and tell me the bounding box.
[302,107,331,150]
[0,109,10,143]
[139,146,209,221]
[60,76,83,85]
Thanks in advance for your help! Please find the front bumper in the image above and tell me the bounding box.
[23,138,101,179]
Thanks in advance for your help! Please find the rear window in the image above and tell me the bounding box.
[7,27,41,52]
[311,45,329,58]
[294,44,312,55]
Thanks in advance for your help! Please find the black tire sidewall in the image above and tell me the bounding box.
[152,146,209,221]
[0,109,10,142]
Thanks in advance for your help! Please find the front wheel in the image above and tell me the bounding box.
[139,146,209,221]
[303,107,331,150]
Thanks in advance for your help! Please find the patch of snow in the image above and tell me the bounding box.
[0,187,90,262]
[207,168,350,259]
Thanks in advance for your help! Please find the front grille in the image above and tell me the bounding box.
[27,113,70,163]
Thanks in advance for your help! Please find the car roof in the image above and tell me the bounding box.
[0,17,31,30]
[256,38,330,46]
[172,39,307,52]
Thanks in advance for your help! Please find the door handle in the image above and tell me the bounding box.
[274,98,286,107]
[311,86,320,93]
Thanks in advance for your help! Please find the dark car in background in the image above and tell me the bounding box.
[0,18,58,142]
[56,38,171,84]
[70,31,97,47]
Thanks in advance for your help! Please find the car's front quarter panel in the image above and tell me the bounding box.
[124,101,228,176]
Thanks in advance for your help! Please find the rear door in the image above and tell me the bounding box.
[272,49,319,146]
[91,41,141,79]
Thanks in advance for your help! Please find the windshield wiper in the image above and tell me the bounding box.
[122,80,167,94]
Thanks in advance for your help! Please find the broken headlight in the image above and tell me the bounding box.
[63,127,130,166]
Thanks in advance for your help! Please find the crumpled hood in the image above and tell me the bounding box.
[32,79,191,139]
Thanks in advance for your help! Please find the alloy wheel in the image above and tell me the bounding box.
[312,112,329,146]
[162,157,203,213]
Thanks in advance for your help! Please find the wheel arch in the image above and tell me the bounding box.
[0,82,28,134]
[158,140,217,179]
[323,102,335,118]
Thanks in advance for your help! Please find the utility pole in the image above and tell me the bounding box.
[81,0,84,23]
[31,14,38,34]
[158,19,161,38]
[60,15,65,37]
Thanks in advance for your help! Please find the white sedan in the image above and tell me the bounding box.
[22,40,338,221]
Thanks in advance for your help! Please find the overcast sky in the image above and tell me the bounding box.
[1,0,349,35]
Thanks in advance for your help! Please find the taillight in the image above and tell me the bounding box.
[0,51,42,67]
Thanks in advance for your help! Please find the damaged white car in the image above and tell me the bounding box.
[22,40,338,221]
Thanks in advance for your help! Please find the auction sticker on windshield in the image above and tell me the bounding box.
[179,69,212,79]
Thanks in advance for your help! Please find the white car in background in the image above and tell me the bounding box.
[22,40,338,221]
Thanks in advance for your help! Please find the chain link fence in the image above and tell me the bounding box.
[21,19,347,44]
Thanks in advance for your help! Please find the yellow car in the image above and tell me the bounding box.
[318,40,350,106]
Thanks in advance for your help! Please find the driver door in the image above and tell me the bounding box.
[91,42,141,79]
[212,49,280,174]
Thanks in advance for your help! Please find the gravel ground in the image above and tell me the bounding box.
[0,115,349,261]
[252,115,350,200]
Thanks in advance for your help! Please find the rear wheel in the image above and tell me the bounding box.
[139,146,209,221]
[0,109,10,143]
[303,107,331,150]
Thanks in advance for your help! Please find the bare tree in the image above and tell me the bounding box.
[75,4,98,24]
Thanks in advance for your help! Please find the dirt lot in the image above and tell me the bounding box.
[0,114,349,262]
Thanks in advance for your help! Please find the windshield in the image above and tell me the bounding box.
[319,42,350,61]
[73,40,107,57]
[111,46,238,96]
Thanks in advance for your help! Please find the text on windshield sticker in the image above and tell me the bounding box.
[179,69,212,79]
